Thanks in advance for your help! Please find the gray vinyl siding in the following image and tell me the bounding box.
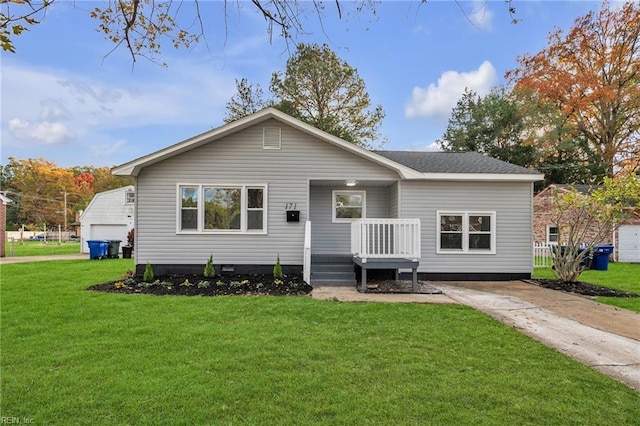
[400,181,534,273]
[136,119,399,266]
[309,186,390,254]
[388,181,399,218]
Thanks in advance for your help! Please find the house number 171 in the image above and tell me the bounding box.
[285,203,297,210]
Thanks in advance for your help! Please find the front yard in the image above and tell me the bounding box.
[4,240,81,256]
[534,262,640,312]
[1,259,638,424]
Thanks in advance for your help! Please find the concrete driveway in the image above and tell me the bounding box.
[312,281,640,392]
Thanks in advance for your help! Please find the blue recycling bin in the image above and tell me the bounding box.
[591,244,614,270]
[87,240,109,260]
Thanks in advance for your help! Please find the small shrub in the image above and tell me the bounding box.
[230,281,242,288]
[126,228,135,247]
[273,254,283,279]
[274,278,283,286]
[114,281,125,289]
[180,279,192,287]
[204,255,215,278]
[120,270,135,280]
[197,280,210,289]
[123,278,136,286]
[143,262,154,283]
[159,281,172,287]
[216,280,225,287]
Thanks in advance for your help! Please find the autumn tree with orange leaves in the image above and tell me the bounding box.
[1,158,132,230]
[508,1,640,177]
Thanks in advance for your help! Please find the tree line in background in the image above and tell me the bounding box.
[0,158,132,231]
[440,1,639,189]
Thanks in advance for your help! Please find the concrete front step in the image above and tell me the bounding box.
[310,279,357,286]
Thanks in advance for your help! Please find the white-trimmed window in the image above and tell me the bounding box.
[178,184,267,233]
[125,190,135,204]
[437,211,496,254]
[333,190,366,222]
[547,225,559,244]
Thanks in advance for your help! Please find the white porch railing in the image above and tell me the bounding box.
[351,218,421,261]
[303,221,311,284]
[533,242,554,268]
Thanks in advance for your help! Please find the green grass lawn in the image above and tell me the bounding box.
[2,260,639,424]
[4,240,81,256]
[534,262,640,312]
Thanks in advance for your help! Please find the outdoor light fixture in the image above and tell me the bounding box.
[345,179,358,187]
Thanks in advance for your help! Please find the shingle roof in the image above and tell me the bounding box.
[374,151,540,175]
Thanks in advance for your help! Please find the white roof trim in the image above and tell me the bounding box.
[111,108,421,179]
[79,185,135,221]
[111,107,543,183]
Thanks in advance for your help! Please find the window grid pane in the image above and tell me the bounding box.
[204,187,241,230]
[180,187,198,230]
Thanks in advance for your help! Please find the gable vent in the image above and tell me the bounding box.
[263,127,281,150]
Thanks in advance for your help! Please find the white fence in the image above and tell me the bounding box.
[351,218,421,261]
[303,221,311,284]
[533,242,554,268]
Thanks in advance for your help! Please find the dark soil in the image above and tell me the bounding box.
[362,279,443,294]
[88,273,312,296]
[530,279,640,298]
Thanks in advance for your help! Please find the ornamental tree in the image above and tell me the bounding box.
[550,175,640,282]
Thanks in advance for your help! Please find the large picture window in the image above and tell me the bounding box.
[437,211,495,254]
[332,190,366,222]
[178,184,267,233]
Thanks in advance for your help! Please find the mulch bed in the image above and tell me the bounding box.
[88,273,312,296]
[528,279,640,298]
[361,279,443,294]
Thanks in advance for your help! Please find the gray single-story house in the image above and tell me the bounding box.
[112,108,543,285]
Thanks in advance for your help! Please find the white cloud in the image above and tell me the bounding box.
[40,98,71,121]
[468,0,494,31]
[1,59,237,150]
[8,118,75,144]
[404,60,497,119]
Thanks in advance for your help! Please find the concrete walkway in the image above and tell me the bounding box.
[312,281,640,392]
[0,253,88,264]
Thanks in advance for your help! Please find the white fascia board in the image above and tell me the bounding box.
[112,107,419,179]
[413,173,545,182]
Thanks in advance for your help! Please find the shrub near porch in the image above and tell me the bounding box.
[2,260,639,424]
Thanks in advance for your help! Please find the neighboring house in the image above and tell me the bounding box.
[112,108,543,284]
[79,186,135,254]
[0,193,12,257]
[533,184,640,263]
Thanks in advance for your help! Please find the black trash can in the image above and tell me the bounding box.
[107,240,122,258]
[591,244,614,270]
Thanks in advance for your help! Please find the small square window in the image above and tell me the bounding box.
[125,191,135,204]
[333,190,366,222]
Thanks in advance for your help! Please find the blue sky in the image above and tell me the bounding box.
[1,0,604,168]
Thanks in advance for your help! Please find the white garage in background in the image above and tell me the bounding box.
[618,224,640,263]
[80,185,135,254]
